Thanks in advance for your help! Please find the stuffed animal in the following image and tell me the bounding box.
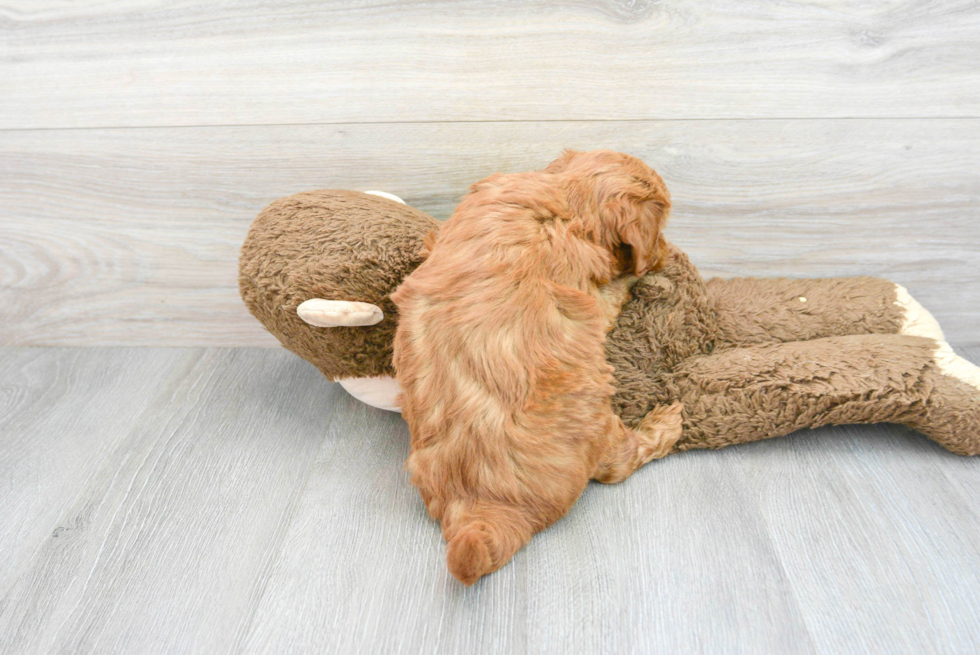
[239,190,980,456]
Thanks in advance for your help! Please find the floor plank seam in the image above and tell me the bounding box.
[2,115,980,134]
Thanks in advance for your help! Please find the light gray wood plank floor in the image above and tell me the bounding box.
[1,346,978,654]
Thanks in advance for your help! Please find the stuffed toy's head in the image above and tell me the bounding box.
[239,190,437,392]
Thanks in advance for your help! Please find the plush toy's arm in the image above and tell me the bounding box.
[297,299,384,327]
[706,276,927,348]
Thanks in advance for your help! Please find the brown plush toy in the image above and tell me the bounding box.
[239,190,980,460]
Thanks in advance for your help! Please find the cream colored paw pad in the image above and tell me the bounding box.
[896,284,980,392]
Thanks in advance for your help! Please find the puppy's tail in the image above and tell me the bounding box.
[445,504,532,586]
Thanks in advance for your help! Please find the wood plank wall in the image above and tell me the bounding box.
[1,1,978,346]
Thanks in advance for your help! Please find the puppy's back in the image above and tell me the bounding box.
[391,164,644,584]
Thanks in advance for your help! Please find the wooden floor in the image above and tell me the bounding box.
[1,346,979,654]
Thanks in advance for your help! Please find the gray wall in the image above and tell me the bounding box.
[2,1,978,346]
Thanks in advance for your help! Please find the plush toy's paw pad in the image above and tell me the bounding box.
[934,345,980,392]
[895,284,945,341]
[894,285,980,392]
[637,402,684,461]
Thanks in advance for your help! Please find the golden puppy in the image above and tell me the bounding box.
[391,150,683,585]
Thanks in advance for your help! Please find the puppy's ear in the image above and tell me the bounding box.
[607,196,670,276]
[421,229,438,259]
[618,220,655,276]
[545,149,582,173]
[468,172,506,195]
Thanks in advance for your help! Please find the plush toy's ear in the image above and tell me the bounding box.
[296,299,384,327]
[363,190,406,205]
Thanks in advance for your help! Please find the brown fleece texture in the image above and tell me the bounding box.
[240,192,980,456]
[708,276,904,347]
[606,245,979,455]
[239,190,437,380]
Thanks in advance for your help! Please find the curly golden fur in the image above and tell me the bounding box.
[391,150,684,585]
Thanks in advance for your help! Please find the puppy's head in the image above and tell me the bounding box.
[548,149,671,276]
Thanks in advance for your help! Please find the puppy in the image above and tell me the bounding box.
[391,150,683,585]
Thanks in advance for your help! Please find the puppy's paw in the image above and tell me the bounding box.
[447,521,496,586]
[636,402,684,462]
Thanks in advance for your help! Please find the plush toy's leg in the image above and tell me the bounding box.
[707,276,913,346]
[666,333,980,455]
[706,276,980,402]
